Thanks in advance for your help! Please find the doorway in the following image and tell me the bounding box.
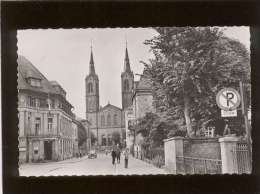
[44,141,53,160]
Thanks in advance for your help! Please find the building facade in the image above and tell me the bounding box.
[127,74,155,155]
[85,46,134,147]
[132,75,154,119]
[124,106,135,149]
[18,56,79,163]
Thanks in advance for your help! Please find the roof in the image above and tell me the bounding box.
[17,55,58,94]
[135,75,152,91]
[89,48,96,74]
[124,47,131,72]
[99,103,122,112]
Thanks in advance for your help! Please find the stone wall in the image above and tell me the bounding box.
[183,138,221,159]
[164,137,221,174]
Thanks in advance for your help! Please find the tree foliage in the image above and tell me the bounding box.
[134,112,173,148]
[78,124,87,147]
[143,27,250,137]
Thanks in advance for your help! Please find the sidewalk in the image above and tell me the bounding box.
[113,156,167,175]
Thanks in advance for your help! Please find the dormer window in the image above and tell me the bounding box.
[28,78,41,87]
[26,69,42,87]
[27,77,41,87]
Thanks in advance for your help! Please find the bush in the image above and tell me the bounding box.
[168,129,187,138]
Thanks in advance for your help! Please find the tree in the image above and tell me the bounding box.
[144,27,250,137]
[112,131,121,145]
[78,124,87,147]
[133,112,169,148]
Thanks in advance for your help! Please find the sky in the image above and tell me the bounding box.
[17,27,250,118]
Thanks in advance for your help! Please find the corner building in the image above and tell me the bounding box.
[85,46,134,147]
[18,56,79,163]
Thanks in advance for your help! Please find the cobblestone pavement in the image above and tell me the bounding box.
[19,153,167,176]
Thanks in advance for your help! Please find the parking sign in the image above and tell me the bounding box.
[216,88,241,111]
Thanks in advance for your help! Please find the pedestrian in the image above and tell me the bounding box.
[124,148,129,168]
[223,123,231,136]
[111,146,116,165]
[116,144,121,164]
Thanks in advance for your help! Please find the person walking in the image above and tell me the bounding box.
[111,145,117,165]
[124,148,129,168]
[116,144,121,164]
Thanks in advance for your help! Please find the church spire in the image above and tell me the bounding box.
[89,44,95,74]
[124,40,131,72]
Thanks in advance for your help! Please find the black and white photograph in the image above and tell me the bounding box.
[17,27,251,176]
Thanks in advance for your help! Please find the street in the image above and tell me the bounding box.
[19,153,167,176]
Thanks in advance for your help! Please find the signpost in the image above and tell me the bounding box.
[216,84,251,163]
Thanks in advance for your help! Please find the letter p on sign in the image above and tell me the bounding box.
[216,88,241,111]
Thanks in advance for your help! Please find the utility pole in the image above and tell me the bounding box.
[239,81,252,160]
[96,111,99,147]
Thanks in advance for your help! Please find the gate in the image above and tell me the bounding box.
[232,141,252,174]
[176,156,222,174]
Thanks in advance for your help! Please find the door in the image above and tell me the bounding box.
[44,141,53,160]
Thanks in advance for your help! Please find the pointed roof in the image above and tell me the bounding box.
[89,46,95,74]
[99,103,122,112]
[124,43,131,72]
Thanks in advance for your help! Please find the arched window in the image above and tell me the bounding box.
[88,83,93,93]
[107,114,111,126]
[124,80,129,91]
[113,114,117,125]
[101,115,105,126]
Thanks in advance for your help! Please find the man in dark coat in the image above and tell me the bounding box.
[111,145,117,165]
[116,145,121,164]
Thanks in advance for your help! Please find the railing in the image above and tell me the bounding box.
[140,148,165,168]
[232,142,252,174]
[176,156,222,174]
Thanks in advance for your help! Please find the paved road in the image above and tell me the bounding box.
[19,153,167,176]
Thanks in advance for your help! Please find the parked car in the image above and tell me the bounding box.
[88,150,97,159]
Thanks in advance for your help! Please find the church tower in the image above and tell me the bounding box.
[85,47,99,120]
[121,43,134,110]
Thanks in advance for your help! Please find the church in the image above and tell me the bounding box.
[85,45,134,147]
